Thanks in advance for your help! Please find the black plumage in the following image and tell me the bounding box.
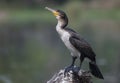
[45,7,104,79]
[65,28,104,79]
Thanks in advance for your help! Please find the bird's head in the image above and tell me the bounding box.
[45,7,68,22]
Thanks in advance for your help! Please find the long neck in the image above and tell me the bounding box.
[56,18,68,30]
[56,19,68,36]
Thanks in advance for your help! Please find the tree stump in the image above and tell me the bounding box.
[47,66,92,83]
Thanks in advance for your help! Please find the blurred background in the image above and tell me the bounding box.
[0,0,120,83]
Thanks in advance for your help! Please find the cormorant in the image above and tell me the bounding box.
[45,7,104,79]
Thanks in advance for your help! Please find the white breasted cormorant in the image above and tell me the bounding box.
[45,7,104,79]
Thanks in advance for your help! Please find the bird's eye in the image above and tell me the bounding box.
[60,14,65,18]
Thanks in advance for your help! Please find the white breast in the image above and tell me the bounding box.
[56,26,80,57]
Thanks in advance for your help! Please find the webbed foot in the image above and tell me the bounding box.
[64,66,81,76]
[73,66,80,73]
[64,65,74,76]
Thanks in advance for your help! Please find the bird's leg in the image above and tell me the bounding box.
[70,56,77,66]
[80,55,85,69]
[74,55,85,73]
[64,56,77,75]
[79,59,83,69]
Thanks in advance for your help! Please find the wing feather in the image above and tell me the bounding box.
[69,35,96,61]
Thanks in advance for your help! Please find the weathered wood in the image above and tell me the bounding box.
[47,66,92,83]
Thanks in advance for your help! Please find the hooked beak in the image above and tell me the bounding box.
[45,7,59,17]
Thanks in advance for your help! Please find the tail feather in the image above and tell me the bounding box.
[89,62,104,79]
